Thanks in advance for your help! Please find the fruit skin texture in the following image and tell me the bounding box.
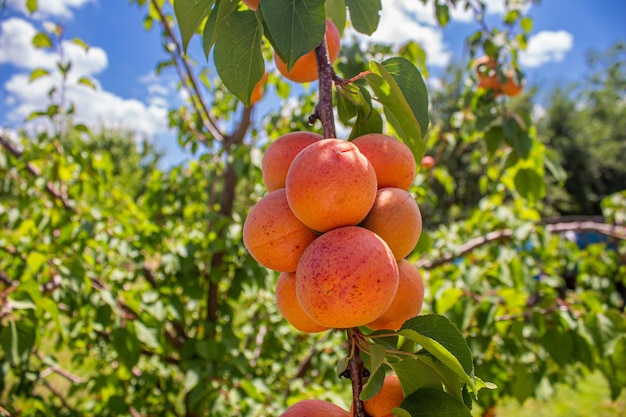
[367,259,425,331]
[296,226,399,329]
[275,272,329,333]
[352,133,416,190]
[262,131,322,192]
[275,19,341,83]
[280,399,350,417]
[360,188,422,261]
[242,0,259,10]
[286,138,377,232]
[243,189,317,272]
[363,375,404,417]
[249,71,267,106]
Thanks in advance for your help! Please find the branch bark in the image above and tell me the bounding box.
[416,219,626,270]
[348,330,370,417]
[314,39,336,138]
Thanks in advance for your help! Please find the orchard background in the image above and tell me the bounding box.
[1,0,625,416]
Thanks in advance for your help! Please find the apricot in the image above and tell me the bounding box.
[286,138,377,232]
[243,189,317,272]
[262,131,322,192]
[280,399,349,417]
[473,55,496,79]
[367,259,425,331]
[249,71,267,106]
[352,134,416,190]
[421,155,435,169]
[242,0,259,10]
[363,375,404,417]
[275,19,341,83]
[276,272,329,333]
[296,226,399,328]
[360,188,422,261]
[501,70,523,97]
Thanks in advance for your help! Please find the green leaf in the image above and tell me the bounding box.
[397,387,472,417]
[399,315,475,389]
[514,168,545,201]
[369,344,387,377]
[0,317,37,366]
[202,0,239,59]
[345,0,381,35]
[391,358,443,397]
[521,17,533,34]
[484,126,503,156]
[72,37,89,51]
[111,327,141,369]
[366,59,428,160]
[502,116,531,158]
[325,0,347,36]
[213,10,264,106]
[26,251,47,273]
[435,3,450,27]
[360,365,385,401]
[78,76,97,90]
[32,32,52,49]
[173,0,213,52]
[259,0,326,69]
[26,0,38,14]
[29,68,49,82]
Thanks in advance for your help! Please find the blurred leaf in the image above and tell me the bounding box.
[32,32,52,48]
[173,0,213,52]
[345,0,381,35]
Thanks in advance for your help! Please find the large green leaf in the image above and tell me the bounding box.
[366,59,428,160]
[399,315,475,390]
[202,0,239,59]
[0,316,37,366]
[391,358,443,397]
[214,11,264,106]
[514,168,545,201]
[345,0,381,35]
[396,387,472,417]
[173,0,214,52]
[259,0,326,69]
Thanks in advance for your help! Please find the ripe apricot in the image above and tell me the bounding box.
[280,399,349,417]
[473,55,496,79]
[242,0,259,10]
[276,272,329,333]
[360,188,422,261]
[286,138,377,232]
[501,70,523,97]
[243,189,317,272]
[367,259,425,331]
[262,131,322,192]
[249,71,268,106]
[352,133,416,190]
[275,19,341,83]
[363,375,404,417]
[421,155,435,169]
[296,226,399,328]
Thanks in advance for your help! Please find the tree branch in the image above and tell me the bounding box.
[348,329,370,417]
[416,219,626,270]
[314,38,336,138]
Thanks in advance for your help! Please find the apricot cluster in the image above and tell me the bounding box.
[473,55,524,97]
[243,132,425,333]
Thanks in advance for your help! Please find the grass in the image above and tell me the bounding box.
[473,371,626,417]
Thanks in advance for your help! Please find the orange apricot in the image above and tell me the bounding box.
[286,138,377,232]
[296,226,399,328]
[367,259,425,331]
[363,375,404,417]
[421,155,435,169]
[249,71,268,106]
[276,272,329,333]
[242,0,259,10]
[501,70,523,97]
[274,19,341,83]
[360,188,422,261]
[352,133,416,190]
[280,399,350,417]
[473,55,496,79]
[243,188,317,272]
[262,131,322,192]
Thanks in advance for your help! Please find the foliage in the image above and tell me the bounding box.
[0,1,624,417]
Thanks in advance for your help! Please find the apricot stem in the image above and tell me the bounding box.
[314,38,336,138]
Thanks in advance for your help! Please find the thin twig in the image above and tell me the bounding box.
[36,351,84,384]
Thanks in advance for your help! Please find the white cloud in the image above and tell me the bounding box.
[6,0,95,19]
[520,30,574,67]
[1,18,170,138]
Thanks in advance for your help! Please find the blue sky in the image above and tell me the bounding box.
[1,0,625,167]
